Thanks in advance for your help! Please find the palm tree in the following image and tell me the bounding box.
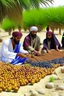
[0,0,15,35]
[0,0,53,23]
[12,0,53,28]
[0,0,15,22]
[0,0,53,35]
[16,0,53,9]
[16,0,53,29]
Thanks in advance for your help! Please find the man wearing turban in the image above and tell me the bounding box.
[1,31,30,64]
[23,26,43,55]
[43,31,61,53]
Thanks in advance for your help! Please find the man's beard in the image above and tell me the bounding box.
[47,38,51,41]
[14,38,19,44]
[31,34,36,38]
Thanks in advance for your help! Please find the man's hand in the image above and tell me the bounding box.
[25,53,31,58]
[56,49,60,52]
[33,50,38,54]
[56,46,60,52]
[38,50,41,55]
[47,50,51,54]
[34,50,41,56]
[17,53,27,58]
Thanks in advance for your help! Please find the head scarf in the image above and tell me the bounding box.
[12,31,22,37]
[46,31,53,35]
[30,26,38,32]
[46,31,53,40]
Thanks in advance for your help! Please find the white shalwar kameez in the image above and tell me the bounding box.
[0,38,28,63]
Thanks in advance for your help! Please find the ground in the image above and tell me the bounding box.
[0,29,64,96]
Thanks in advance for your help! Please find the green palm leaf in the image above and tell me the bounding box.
[0,0,53,32]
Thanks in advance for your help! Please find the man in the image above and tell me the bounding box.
[61,32,64,48]
[43,31,61,53]
[1,31,30,64]
[23,26,43,55]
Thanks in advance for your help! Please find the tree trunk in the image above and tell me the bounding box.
[9,31,11,35]
[6,4,23,28]
[59,27,61,35]
[51,28,54,33]
[0,38,3,43]
[6,29,11,35]
[37,25,42,32]
[12,27,15,31]
[18,27,21,32]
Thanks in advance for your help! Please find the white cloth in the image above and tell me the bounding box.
[0,38,28,63]
[30,26,38,32]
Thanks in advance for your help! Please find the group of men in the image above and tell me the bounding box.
[0,26,61,65]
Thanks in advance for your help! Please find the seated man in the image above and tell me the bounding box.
[0,31,30,64]
[23,26,43,55]
[43,31,61,53]
[61,32,64,49]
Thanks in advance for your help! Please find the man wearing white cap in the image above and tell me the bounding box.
[23,26,43,55]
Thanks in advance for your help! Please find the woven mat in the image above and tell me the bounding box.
[29,50,64,62]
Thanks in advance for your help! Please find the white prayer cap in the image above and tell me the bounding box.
[30,26,38,32]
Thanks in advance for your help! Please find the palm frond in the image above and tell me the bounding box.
[16,0,31,9]
[0,0,15,8]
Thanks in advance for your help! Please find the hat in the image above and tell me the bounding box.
[12,31,22,37]
[46,31,53,35]
[30,26,38,32]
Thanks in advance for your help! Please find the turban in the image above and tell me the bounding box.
[12,31,22,37]
[46,31,53,35]
[30,26,38,32]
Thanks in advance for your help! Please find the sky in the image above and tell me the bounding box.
[51,0,64,7]
[40,0,64,8]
